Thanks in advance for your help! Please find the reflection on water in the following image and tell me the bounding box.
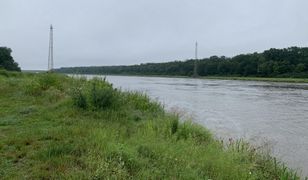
[87,75,308,176]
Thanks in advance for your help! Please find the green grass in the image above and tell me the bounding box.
[0,71,303,179]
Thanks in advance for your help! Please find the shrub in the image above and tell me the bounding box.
[24,73,65,96]
[90,82,115,109]
[176,122,213,144]
[86,78,116,110]
[124,92,162,113]
[70,77,116,110]
[24,80,43,96]
[71,87,87,109]
[37,73,61,90]
[44,87,64,103]
[0,69,21,77]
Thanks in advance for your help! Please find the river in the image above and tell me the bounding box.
[86,75,308,176]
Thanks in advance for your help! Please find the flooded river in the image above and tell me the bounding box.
[88,75,308,176]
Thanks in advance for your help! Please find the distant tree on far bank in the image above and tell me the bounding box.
[0,47,21,71]
[56,46,308,78]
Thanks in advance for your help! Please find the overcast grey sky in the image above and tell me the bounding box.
[1,0,308,70]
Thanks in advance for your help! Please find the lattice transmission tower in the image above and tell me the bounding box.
[48,25,54,71]
[193,41,198,77]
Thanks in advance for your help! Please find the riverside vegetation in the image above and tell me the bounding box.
[0,70,303,179]
[56,47,308,80]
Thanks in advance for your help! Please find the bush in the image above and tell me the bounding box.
[70,77,116,110]
[24,80,43,96]
[0,47,21,71]
[176,122,213,145]
[71,87,87,109]
[90,81,115,109]
[37,73,61,90]
[124,92,162,113]
[0,69,21,78]
[23,73,64,96]
[44,87,64,103]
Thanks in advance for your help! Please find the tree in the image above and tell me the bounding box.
[258,61,274,76]
[0,47,21,71]
[55,46,308,78]
[294,63,306,73]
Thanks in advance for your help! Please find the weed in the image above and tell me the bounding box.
[89,81,115,109]
[171,118,179,134]
[71,87,87,109]
[0,72,304,179]
[44,87,64,103]
[24,79,42,96]
[0,69,9,77]
[37,73,61,90]
[137,145,156,159]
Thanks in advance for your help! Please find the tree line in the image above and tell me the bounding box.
[0,47,21,71]
[56,46,308,78]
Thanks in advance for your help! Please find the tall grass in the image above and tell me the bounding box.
[0,71,304,179]
[70,77,116,110]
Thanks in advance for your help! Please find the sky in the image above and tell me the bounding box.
[1,0,308,70]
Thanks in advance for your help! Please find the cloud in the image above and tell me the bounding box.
[1,0,308,70]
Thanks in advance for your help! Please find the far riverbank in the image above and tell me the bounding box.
[68,73,308,83]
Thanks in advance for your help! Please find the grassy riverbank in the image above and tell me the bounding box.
[0,70,302,179]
